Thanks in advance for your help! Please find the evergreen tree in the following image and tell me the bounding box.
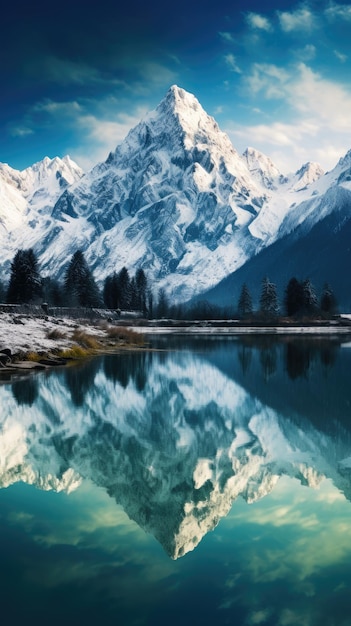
[284,277,304,317]
[103,274,113,309]
[302,278,318,316]
[0,279,5,303]
[64,250,101,307]
[7,249,42,304]
[320,283,337,316]
[237,283,253,318]
[135,268,148,315]
[42,277,64,306]
[118,267,131,309]
[130,276,138,310]
[147,289,154,319]
[156,288,169,318]
[259,277,279,317]
[103,272,121,309]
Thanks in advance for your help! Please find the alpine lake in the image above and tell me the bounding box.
[1,331,351,626]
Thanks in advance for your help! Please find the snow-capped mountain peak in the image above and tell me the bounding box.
[0,155,84,199]
[290,161,324,192]
[0,155,84,259]
[158,85,237,153]
[242,147,284,190]
[47,85,268,299]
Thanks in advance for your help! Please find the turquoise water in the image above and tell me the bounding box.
[1,336,351,625]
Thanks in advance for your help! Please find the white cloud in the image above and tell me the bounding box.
[227,118,349,174]
[9,126,34,138]
[219,31,236,43]
[334,49,347,62]
[229,120,307,149]
[78,110,147,144]
[248,609,273,625]
[325,2,351,21]
[291,63,351,128]
[41,57,126,87]
[227,62,351,172]
[245,62,351,131]
[224,54,242,74]
[138,62,178,87]
[294,44,316,61]
[17,94,150,170]
[246,12,273,32]
[8,100,82,139]
[36,56,178,95]
[71,107,149,169]
[245,63,290,98]
[32,100,82,115]
[278,6,317,32]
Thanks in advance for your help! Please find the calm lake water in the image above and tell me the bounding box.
[1,334,351,625]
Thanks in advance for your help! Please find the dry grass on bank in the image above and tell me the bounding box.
[104,325,144,344]
[58,345,92,360]
[71,329,101,350]
[24,351,42,362]
[56,326,145,360]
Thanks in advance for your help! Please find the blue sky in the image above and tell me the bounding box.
[2,0,351,173]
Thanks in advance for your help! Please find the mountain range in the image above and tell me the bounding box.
[1,85,351,308]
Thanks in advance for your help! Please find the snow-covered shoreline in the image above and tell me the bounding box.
[1,311,351,362]
[0,313,106,357]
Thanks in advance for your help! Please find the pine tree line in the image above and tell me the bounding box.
[237,276,337,319]
[103,267,148,315]
[0,248,339,321]
[2,249,152,313]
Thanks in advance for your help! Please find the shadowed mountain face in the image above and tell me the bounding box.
[1,339,351,559]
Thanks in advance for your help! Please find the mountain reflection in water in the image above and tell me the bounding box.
[1,336,351,561]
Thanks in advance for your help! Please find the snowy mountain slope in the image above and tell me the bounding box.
[289,161,325,192]
[1,350,351,558]
[0,85,349,303]
[0,156,84,278]
[245,157,325,243]
[242,146,286,190]
[199,148,351,309]
[0,155,83,209]
[200,182,351,310]
[0,175,27,233]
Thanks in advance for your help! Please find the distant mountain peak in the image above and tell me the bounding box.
[291,161,324,191]
[242,146,283,190]
[295,161,324,178]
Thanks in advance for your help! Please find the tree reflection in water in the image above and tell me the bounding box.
[103,351,151,392]
[12,376,39,406]
[64,358,101,406]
